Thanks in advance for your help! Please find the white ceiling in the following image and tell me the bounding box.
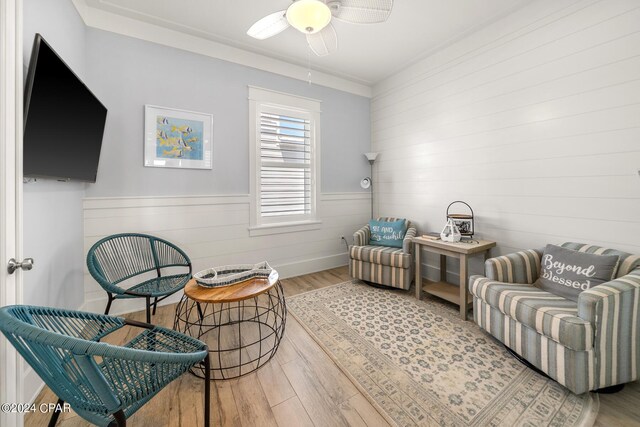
[82,0,528,86]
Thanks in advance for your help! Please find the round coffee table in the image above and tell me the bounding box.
[173,269,286,380]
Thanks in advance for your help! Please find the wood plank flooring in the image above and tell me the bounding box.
[25,266,640,426]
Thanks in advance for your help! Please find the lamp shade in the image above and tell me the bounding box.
[364,152,379,162]
[360,177,371,189]
[286,0,332,34]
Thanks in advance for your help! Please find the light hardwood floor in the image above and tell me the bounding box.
[26,266,640,426]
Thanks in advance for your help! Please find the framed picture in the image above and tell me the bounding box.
[453,218,473,236]
[144,105,213,169]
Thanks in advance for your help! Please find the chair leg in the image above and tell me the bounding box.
[47,398,64,427]
[104,294,113,315]
[152,297,159,315]
[145,296,151,324]
[108,409,127,427]
[204,353,210,427]
[596,384,625,393]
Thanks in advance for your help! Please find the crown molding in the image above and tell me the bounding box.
[71,0,372,98]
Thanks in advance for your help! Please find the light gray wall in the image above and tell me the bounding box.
[22,0,87,310]
[20,1,372,313]
[84,29,371,197]
[22,0,88,406]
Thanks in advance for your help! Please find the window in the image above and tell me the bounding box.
[249,87,321,235]
[260,110,311,218]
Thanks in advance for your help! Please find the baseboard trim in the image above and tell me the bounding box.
[80,292,184,317]
[274,252,349,279]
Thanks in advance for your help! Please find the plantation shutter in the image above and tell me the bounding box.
[259,111,312,218]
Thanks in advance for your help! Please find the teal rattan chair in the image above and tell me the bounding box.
[87,233,192,323]
[0,305,210,427]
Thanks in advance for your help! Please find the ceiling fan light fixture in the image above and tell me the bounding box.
[286,0,332,34]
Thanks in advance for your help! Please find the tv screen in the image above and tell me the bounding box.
[24,34,107,182]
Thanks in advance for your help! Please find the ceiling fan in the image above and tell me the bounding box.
[247,0,393,57]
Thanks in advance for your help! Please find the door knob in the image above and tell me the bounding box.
[7,258,34,274]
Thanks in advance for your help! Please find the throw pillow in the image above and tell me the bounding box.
[535,244,619,301]
[369,219,407,248]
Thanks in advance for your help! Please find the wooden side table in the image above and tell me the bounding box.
[414,238,496,320]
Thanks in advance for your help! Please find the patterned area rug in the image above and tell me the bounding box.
[287,280,598,427]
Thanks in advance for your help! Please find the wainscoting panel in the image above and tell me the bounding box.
[82,193,370,315]
[372,0,640,282]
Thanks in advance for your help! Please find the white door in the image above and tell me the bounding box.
[0,0,25,426]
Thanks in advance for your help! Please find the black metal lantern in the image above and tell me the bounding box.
[446,201,474,238]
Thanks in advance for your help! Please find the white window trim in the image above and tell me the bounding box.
[248,86,322,237]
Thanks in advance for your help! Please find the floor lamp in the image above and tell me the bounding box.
[360,152,378,219]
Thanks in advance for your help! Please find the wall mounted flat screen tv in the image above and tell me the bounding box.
[24,34,107,182]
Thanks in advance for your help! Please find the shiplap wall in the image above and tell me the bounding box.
[82,193,368,314]
[372,0,640,281]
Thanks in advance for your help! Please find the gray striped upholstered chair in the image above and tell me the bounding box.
[469,242,640,394]
[349,217,417,290]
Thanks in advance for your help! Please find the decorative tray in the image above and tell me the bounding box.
[194,261,273,288]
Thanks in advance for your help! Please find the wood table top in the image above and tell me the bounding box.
[184,270,279,303]
[412,237,496,255]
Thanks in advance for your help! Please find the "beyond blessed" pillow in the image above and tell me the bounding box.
[535,244,620,301]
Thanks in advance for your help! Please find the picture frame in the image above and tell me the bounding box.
[453,218,473,236]
[446,201,475,238]
[144,105,213,169]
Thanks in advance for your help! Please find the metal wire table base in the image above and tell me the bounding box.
[174,280,286,380]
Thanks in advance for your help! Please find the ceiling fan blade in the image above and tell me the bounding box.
[306,23,338,57]
[329,0,393,24]
[247,10,289,40]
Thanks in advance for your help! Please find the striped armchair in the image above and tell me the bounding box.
[469,242,640,394]
[349,217,417,290]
